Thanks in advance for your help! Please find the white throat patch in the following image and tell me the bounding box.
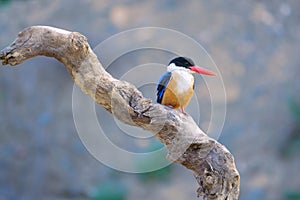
[167,63,191,73]
[167,63,194,93]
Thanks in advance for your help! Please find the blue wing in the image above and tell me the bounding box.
[156,72,172,103]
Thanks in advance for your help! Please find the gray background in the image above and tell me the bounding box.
[0,0,299,200]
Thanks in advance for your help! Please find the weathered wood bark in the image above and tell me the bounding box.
[0,26,240,200]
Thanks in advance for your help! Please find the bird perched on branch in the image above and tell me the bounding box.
[156,57,216,114]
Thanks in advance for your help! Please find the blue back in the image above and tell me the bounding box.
[156,72,172,103]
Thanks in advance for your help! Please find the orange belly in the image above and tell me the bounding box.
[161,75,194,109]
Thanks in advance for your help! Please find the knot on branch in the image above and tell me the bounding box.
[67,32,89,59]
[196,168,223,199]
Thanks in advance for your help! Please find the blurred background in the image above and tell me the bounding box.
[0,0,300,200]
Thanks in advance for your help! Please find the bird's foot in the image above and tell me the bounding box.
[181,106,188,115]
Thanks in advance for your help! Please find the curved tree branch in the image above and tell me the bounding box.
[0,26,240,200]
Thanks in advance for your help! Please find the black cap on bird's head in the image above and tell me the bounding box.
[169,57,195,69]
[168,56,217,76]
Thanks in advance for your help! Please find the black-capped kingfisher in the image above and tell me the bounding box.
[156,57,217,114]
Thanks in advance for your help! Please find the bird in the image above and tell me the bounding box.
[156,57,216,114]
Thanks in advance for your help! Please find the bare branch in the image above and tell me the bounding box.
[0,26,240,199]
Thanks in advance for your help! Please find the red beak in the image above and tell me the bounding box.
[189,66,217,76]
